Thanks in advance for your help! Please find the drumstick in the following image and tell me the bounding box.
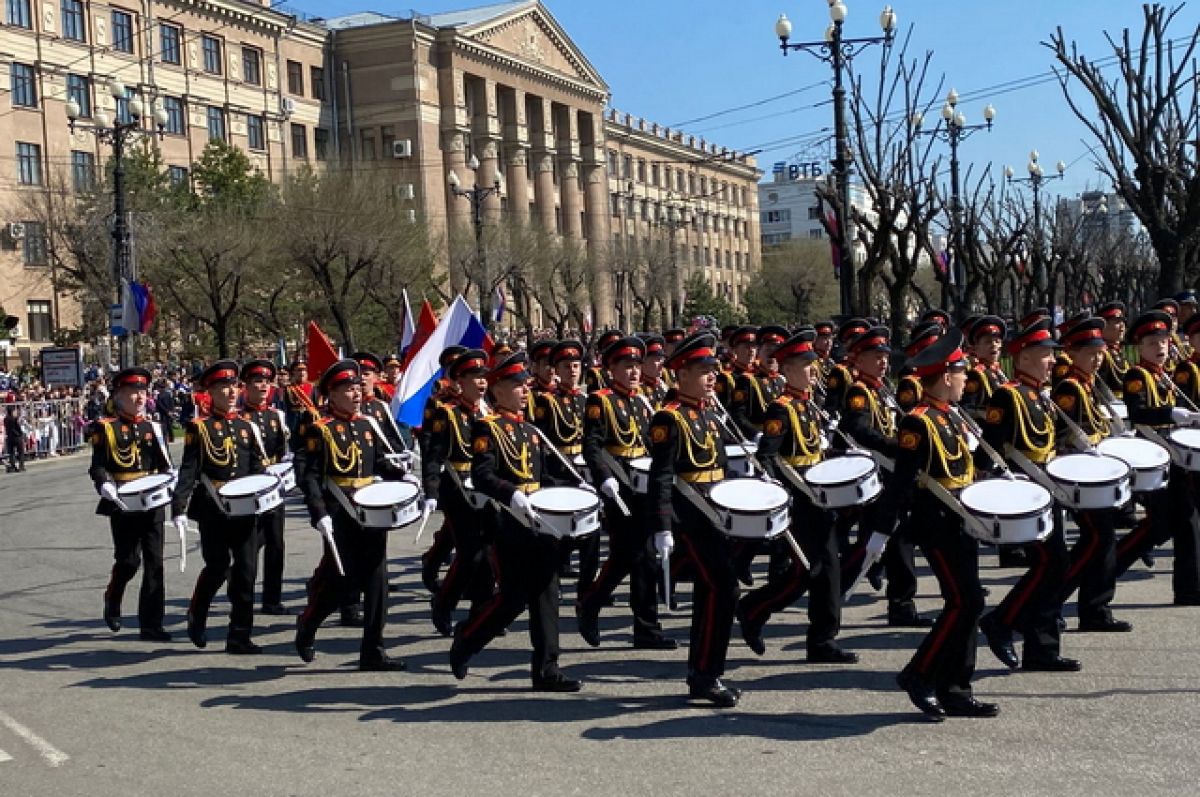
[413,506,432,545]
[1093,380,1130,436]
[781,530,811,572]
[178,523,187,573]
[842,532,888,601]
[661,549,671,612]
[320,527,346,577]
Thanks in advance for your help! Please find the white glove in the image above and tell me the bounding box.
[599,477,622,501]
[172,515,190,537]
[385,452,411,472]
[510,491,536,525]
[964,430,980,452]
[1171,407,1197,425]
[753,432,763,445]
[100,481,129,511]
[865,531,889,558]
[423,498,438,515]
[654,530,675,556]
[315,516,334,536]
[282,451,295,463]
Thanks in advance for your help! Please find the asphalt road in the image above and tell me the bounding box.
[2,451,1199,796]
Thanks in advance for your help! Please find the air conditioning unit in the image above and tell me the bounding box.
[280,97,297,116]
[394,183,415,200]
[7,222,26,240]
[391,139,412,159]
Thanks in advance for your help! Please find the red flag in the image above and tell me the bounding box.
[403,300,438,367]
[482,332,496,355]
[305,321,338,383]
[138,281,157,333]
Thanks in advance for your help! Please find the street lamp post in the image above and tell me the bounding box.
[776,1,897,318]
[67,79,167,369]
[655,197,690,327]
[1005,151,1065,312]
[912,88,996,315]
[448,154,504,326]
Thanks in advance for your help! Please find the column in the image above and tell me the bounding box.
[529,95,557,233]
[504,88,531,226]
[473,78,503,223]
[583,161,614,326]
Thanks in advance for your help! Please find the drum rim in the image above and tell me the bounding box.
[804,466,878,488]
[1169,428,1200,444]
[961,481,1053,516]
[118,473,174,492]
[220,474,281,496]
[530,486,602,513]
[355,481,419,507]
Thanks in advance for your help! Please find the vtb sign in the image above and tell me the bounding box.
[772,161,824,180]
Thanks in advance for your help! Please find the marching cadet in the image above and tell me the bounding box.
[894,322,943,412]
[646,333,741,707]
[823,318,870,415]
[868,329,997,721]
[416,345,468,595]
[713,326,758,412]
[638,333,671,408]
[960,316,1008,420]
[424,350,494,636]
[239,359,292,616]
[663,328,687,361]
[293,360,411,671]
[1051,317,1131,632]
[1154,298,1184,368]
[1097,301,1130,398]
[978,320,1078,672]
[586,330,623,392]
[1053,312,1090,385]
[1113,310,1200,605]
[533,340,599,593]
[919,308,951,329]
[353,351,410,453]
[729,325,788,439]
[379,355,403,401]
[281,359,319,449]
[172,361,266,654]
[576,336,676,650]
[449,351,583,693]
[528,340,558,413]
[1173,312,1200,407]
[736,329,856,663]
[89,366,174,641]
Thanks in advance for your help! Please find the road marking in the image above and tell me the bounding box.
[0,749,12,763]
[0,711,68,767]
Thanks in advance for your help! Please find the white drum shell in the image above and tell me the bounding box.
[803,454,882,508]
[353,482,421,528]
[725,444,757,477]
[266,462,296,493]
[960,479,1053,545]
[708,479,791,539]
[116,474,174,512]
[530,487,602,539]
[1096,437,1170,492]
[1169,428,1200,473]
[629,457,652,494]
[218,475,283,517]
[1046,454,1131,510]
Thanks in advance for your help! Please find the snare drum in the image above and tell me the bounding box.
[116,473,174,512]
[572,454,591,483]
[460,477,490,510]
[218,474,283,517]
[803,454,882,508]
[1046,454,1131,509]
[1096,436,1170,492]
[266,462,296,493]
[1169,428,1200,472]
[629,457,652,494]
[960,478,1053,545]
[530,486,602,539]
[352,481,421,528]
[708,479,790,539]
[724,443,756,477]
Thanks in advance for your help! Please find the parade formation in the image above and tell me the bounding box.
[84,291,1200,722]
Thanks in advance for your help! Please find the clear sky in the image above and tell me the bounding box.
[286,0,1198,200]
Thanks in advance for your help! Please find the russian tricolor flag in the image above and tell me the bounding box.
[391,295,488,427]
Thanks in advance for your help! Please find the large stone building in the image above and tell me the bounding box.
[0,0,760,364]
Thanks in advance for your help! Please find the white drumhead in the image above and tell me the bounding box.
[725,443,752,459]
[354,481,418,508]
[118,473,173,494]
[530,486,599,512]
[805,454,875,485]
[1046,453,1129,482]
[629,457,652,473]
[266,463,293,476]
[1169,428,1200,449]
[961,479,1051,514]
[1097,437,1170,467]
[220,474,279,497]
[709,479,789,511]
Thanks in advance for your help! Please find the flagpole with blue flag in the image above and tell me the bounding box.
[391,295,488,427]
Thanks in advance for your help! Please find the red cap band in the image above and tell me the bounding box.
[670,346,716,369]
[488,362,527,383]
[975,324,1001,339]
[852,335,888,353]
[605,345,643,364]
[1135,320,1169,339]
[731,331,757,345]
[911,347,966,378]
[115,374,149,388]
[776,341,814,360]
[1099,307,1124,319]
[246,366,273,379]
[1063,327,1104,347]
[326,368,357,386]
[905,335,939,357]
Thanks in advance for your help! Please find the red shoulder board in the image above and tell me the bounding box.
[595,388,613,397]
[910,406,930,417]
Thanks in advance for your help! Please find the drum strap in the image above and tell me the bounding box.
[363,415,397,456]
[1135,424,1184,468]
[775,460,818,504]
[200,474,223,507]
[325,478,359,519]
[1004,444,1069,503]
[673,476,724,530]
[148,420,173,470]
[246,420,269,464]
[597,449,634,491]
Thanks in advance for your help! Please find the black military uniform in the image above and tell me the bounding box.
[871,329,994,721]
[576,337,675,650]
[960,316,1009,419]
[417,345,468,595]
[823,318,870,415]
[638,333,672,409]
[281,360,319,451]
[1115,311,1200,604]
[737,330,854,661]
[239,360,291,615]
[585,332,621,393]
[173,361,266,653]
[449,352,582,692]
[894,322,943,412]
[353,351,409,455]
[89,367,174,640]
[424,350,494,636]
[729,325,788,439]
[294,360,410,670]
[1097,302,1130,399]
[646,334,740,707]
[713,326,757,413]
[527,339,558,414]
[977,320,1075,671]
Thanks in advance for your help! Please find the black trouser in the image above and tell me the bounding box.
[256,507,286,607]
[5,435,24,471]
[1116,468,1200,598]
[737,492,840,648]
[189,511,258,642]
[106,511,165,629]
[903,502,984,701]
[455,516,562,680]
[1061,507,1118,624]
[299,511,390,663]
[433,481,495,616]
[990,508,1068,661]
[158,411,175,442]
[882,511,919,613]
[578,492,662,641]
[421,517,454,573]
[559,532,600,593]
[673,496,738,684]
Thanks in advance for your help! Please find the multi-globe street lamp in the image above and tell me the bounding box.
[1006,151,1066,310]
[448,155,504,326]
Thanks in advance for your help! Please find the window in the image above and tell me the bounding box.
[380,125,395,156]
[61,0,85,41]
[16,142,41,185]
[160,24,181,64]
[808,206,821,220]
[310,66,325,100]
[66,74,90,118]
[636,160,646,183]
[762,209,791,224]
[246,114,265,150]
[167,166,188,187]
[291,123,307,159]
[809,229,823,239]
[111,9,134,53]
[314,128,329,161]
[22,222,47,266]
[610,193,621,217]
[651,163,660,187]
[10,63,36,108]
[242,47,261,85]
[26,300,52,342]
[622,155,632,179]
[6,0,32,28]
[360,129,375,160]
[115,96,131,124]
[70,150,95,192]
[607,150,618,175]
[202,35,222,74]
[206,106,225,141]
[161,96,184,135]
[286,60,303,95]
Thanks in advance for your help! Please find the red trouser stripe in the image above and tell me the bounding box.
[1002,541,1050,627]
[1116,515,1153,561]
[917,548,961,674]
[460,545,505,638]
[1065,513,1100,583]
[678,534,717,671]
